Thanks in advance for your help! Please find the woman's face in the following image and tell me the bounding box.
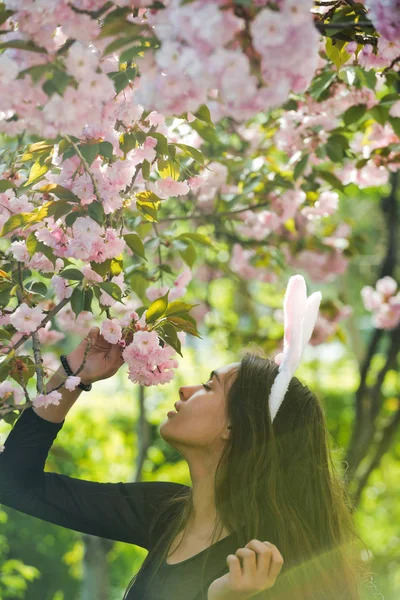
[159,362,240,453]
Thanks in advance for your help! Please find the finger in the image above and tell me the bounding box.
[86,326,99,345]
[235,548,257,582]
[226,554,242,588]
[263,542,284,582]
[245,539,273,576]
[110,341,125,365]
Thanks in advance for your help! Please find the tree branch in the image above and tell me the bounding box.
[31,330,45,395]
[352,402,400,508]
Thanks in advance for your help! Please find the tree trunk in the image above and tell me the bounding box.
[80,535,114,600]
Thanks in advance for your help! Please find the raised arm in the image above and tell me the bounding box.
[0,327,187,548]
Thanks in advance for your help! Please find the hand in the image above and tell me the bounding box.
[207,539,284,600]
[66,326,133,385]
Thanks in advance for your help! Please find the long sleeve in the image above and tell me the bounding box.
[0,407,188,549]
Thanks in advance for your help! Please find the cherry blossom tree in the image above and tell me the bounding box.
[0,0,399,504]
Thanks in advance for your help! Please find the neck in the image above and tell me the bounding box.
[187,461,219,532]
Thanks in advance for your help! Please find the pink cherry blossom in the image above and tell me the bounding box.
[81,265,103,283]
[65,376,82,391]
[376,276,397,297]
[51,275,73,301]
[9,304,45,334]
[0,381,24,405]
[152,177,190,199]
[32,390,62,409]
[101,318,122,344]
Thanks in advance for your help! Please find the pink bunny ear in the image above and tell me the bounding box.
[281,275,307,372]
[302,292,322,349]
[268,274,322,423]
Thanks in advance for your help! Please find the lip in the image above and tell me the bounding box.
[174,401,183,412]
[167,411,178,417]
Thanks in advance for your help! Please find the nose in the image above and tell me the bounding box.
[179,387,185,400]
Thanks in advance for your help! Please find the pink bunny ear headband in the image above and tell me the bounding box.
[268,274,322,423]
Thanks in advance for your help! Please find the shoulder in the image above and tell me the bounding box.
[141,481,191,506]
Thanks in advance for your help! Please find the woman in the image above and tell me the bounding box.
[0,324,368,600]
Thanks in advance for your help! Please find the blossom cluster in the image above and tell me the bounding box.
[361,276,400,330]
[0,0,320,137]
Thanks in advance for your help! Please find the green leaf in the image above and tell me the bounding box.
[79,143,99,167]
[156,322,183,357]
[369,105,389,126]
[135,190,163,203]
[175,232,214,247]
[26,232,39,257]
[103,35,137,56]
[146,290,170,324]
[42,69,73,97]
[141,159,150,180]
[0,282,13,306]
[164,301,197,317]
[37,183,80,202]
[389,117,400,137]
[134,129,147,145]
[325,134,349,163]
[70,287,84,318]
[89,260,110,278]
[59,269,84,281]
[35,240,57,266]
[167,316,202,339]
[123,233,147,260]
[26,161,49,185]
[342,103,367,125]
[0,40,47,53]
[293,154,309,179]
[88,201,105,225]
[355,66,376,90]
[0,328,11,340]
[46,199,72,221]
[27,282,48,296]
[65,211,84,227]
[309,70,337,101]
[194,104,214,126]
[0,180,16,192]
[110,255,123,276]
[174,143,204,164]
[136,202,159,222]
[157,158,180,181]
[189,118,220,145]
[99,141,114,160]
[83,287,93,312]
[97,281,122,302]
[120,132,137,155]
[314,169,345,192]
[0,212,34,237]
[179,241,197,267]
[119,44,147,63]
[379,93,399,106]
[17,63,54,84]
[0,4,13,27]
[325,38,351,71]
[108,67,137,94]
[147,132,169,155]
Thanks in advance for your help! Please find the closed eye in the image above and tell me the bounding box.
[202,383,211,391]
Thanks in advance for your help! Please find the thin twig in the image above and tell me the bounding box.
[31,330,45,395]
[63,134,103,205]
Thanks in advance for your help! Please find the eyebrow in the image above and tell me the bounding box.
[209,370,221,385]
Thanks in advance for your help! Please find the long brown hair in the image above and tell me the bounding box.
[123,345,373,599]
